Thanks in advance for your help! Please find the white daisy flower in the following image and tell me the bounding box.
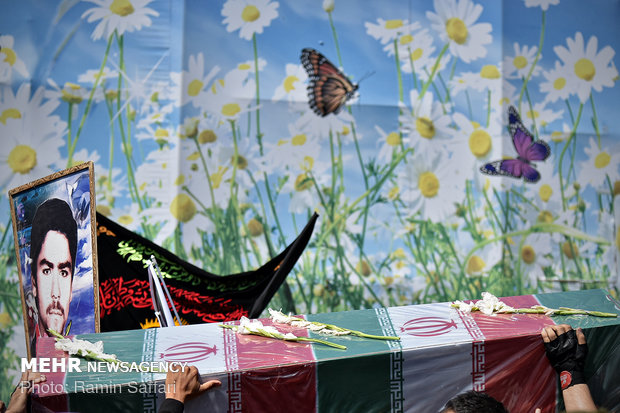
[539,61,572,103]
[365,18,420,45]
[77,67,119,84]
[524,0,559,11]
[0,34,30,80]
[553,32,618,103]
[45,78,90,106]
[519,101,563,132]
[389,28,438,79]
[577,137,620,190]
[522,152,561,207]
[280,157,330,214]
[463,243,502,277]
[375,125,410,163]
[0,85,66,192]
[450,112,502,187]
[397,151,460,222]
[202,69,257,123]
[504,43,542,80]
[263,126,321,174]
[517,233,552,287]
[427,0,493,63]
[81,0,159,41]
[294,107,356,142]
[399,89,453,154]
[0,117,65,192]
[221,0,279,41]
[272,63,308,103]
[216,136,265,193]
[170,52,220,109]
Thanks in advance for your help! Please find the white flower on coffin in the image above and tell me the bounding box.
[452,300,474,313]
[55,336,117,361]
[221,316,347,349]
[452,292,514,315]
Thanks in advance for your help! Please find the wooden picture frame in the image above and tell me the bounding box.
[8,162,99,358]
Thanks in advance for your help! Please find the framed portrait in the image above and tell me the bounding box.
[8,162,99,358]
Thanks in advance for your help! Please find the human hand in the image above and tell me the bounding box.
[541,324,587,390]
[164,365,221,404]
[6,370,46,413]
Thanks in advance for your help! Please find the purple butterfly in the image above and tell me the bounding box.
[480,106,550,183]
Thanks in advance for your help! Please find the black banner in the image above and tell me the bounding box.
[96,212,318,331]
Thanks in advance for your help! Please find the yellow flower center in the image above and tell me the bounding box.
[109,0,135,16]
[527,110,539,121]
[534,186,551,205]
[174,175,185,186]
[198,129,217,144]
[155,128,169,139]
[237,63,251,70]
[118,215,134,226]
[550,131,564,142]
[61,82,84,104]
[468,129,492,157]
[513,56,527,69]
[445,18,468,44]
[356,260,371,277]
[553,77,566,90]
[613,180,620,197]
[222,103,241,117]
[291,134,306,146]
[384,19,403,29]
[400,34,413,45]
[283,75,299,92]
[231,154,248,170]
[1,48,17,65]
[0,108,21,124]
[391,248,406,259]
[247,218,264,237]
[295,174,313,192]
[170,193,196,223]
[241,5,260,22]
[480,65,500,79]
[521,245,536,264]
[410,48,423,61]
[341,125,350,135]
[536,210,553,224]
[562,241,579,259]
[418,171,439,198]
[386,132,401,146]
[466,255,485,275]
[416,117,435,139]
[388,186,400,200]
[8,145,37,174]
[187,79,204,97]
[574,58,595,81]
[594,152,610,169]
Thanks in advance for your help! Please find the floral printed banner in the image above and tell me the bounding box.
[0,0,619,400]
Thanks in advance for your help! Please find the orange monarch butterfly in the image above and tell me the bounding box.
[300,48,358,117]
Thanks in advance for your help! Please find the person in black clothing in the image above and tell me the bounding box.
[440,390,509,413]
[158,365,221,413]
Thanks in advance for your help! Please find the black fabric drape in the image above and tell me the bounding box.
[96,212,318,331]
